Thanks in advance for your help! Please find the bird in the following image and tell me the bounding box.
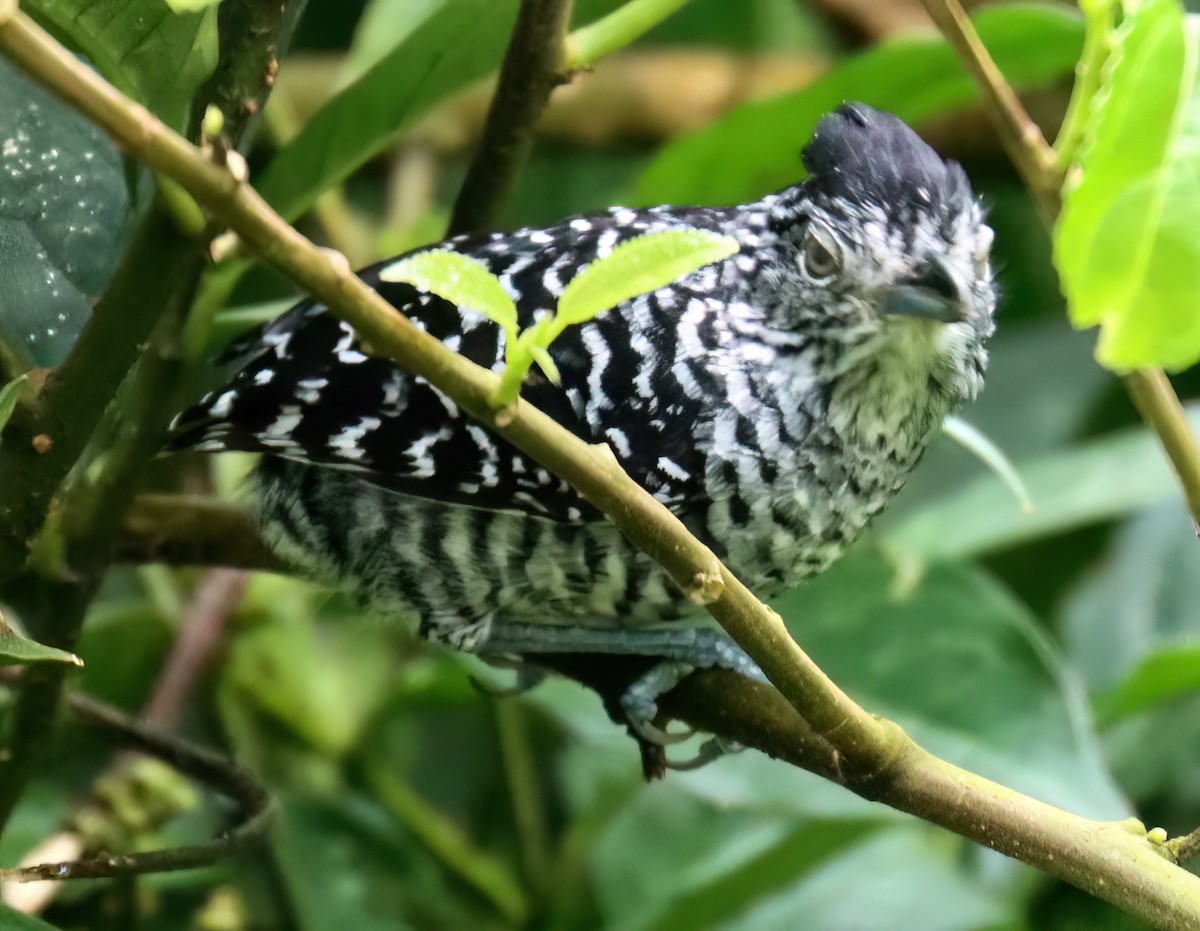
[169,103,996,750]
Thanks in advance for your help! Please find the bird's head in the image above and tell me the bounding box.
[759,103,996,425]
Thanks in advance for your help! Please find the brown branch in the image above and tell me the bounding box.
[916,0,1061,222]
[7,9,1200,925]
[1169,826,1200,866]
[0,692,273,884]
[142,569,248,729]
[118,494,284,571]
[447,0,575,234]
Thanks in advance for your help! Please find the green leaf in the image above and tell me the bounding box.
[1054,0,1200,370]
[272,795,421,931]
[631,3,1085,206]
[590,789,1019,931]
[256,0,519,222]
[0,903,63,931]
[1061,500,1200,693]
[344,0,448,79]
[1099,644,1200,720]
[0,617,82,668]
[774,553,1127,819]
[26,0,218,132]
[883,404,1200,562]
[0,58,134,367]
[224,589,395,756]
[379,249,518,333]
[0,374,28,432]
[556,229,739,326]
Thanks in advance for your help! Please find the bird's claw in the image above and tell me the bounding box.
[665,736,744,770]
[628,716,696,746]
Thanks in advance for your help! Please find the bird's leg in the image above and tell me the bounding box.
[474,622,765,764]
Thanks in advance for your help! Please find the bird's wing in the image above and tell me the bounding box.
[168,211,727,523]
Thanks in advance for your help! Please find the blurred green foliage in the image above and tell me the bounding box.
[1,1,1199,929]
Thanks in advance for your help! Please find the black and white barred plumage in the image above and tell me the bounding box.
[170,104,996,657]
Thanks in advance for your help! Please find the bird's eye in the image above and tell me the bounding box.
[801,225,843,280]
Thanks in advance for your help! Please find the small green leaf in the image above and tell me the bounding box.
[379,250,518,333]
[0,617,83,668]
[0,374,29,432]
[556,229,739,326]
[165,0,222,10]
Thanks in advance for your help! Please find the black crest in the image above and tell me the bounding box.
[801,103,971,214]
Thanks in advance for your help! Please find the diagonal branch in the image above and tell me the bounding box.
[5,8,1200,926]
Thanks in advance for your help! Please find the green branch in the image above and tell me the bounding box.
[6,6,1200,924]
[564,0,691,71]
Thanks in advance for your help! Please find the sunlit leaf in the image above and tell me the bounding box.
[380,249,518,333]
[0,617,82,668]
[165,0,222,10]
[1054,0,1200,370]
[591,790,1020,931]
[556,230,739,326]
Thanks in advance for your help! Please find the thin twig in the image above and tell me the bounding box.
[0,693,274,883]
[494,701,552,890]
[142,569,248,729]
[7,10,1200,925]
[448,0,575,234]
[917,0,1061,222]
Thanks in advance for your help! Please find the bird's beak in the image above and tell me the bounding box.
[878,259,968,324]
